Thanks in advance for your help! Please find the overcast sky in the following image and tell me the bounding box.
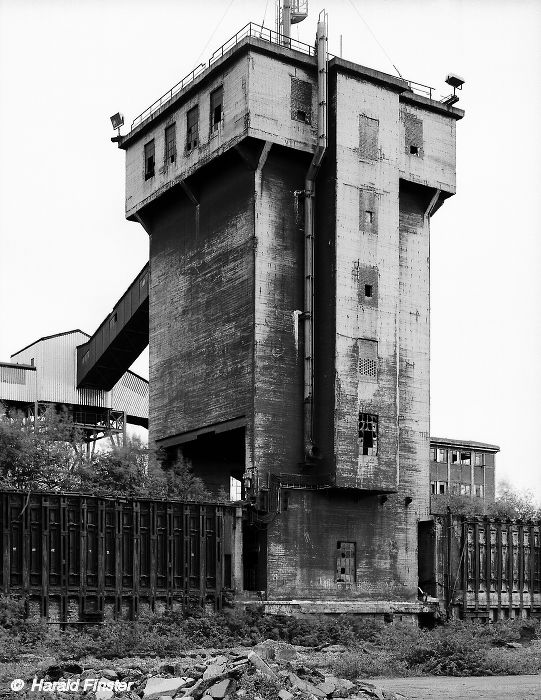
[0,0,540,499]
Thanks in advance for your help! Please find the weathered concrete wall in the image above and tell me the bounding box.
[253,146,308,484]
[266,490,418,600]
[333,72,401,492]
[125,56,250,219]
[147,158,255,445]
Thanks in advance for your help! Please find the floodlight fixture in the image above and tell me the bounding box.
[110,112,125,133]
[445,73,465,90]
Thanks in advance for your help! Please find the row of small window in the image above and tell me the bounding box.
[431,481,485,497]
[143,86,224,180]
[430,448,485,466]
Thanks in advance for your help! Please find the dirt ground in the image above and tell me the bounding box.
[377,675,541,699]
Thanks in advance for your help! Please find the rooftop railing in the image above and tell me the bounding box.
[131,22,316,130]
[130,21,437,131]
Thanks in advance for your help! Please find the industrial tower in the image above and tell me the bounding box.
[116,14,463,614]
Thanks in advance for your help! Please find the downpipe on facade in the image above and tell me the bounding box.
[303,11,328,462]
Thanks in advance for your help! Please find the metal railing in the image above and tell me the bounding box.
[130,21,440,132]
[131,22,316,131]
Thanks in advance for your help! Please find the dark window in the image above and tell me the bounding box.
[451,450,459,464]
[410,145,419,155]
[291,78,312,125]
[186,106,199,151]
[336,541,356,583]
[144,140,155,180]
[30,358,35,367]
[438,482,447,495]
[164,124,176,164]
[430,481,436,494]
[460,451,471,465]
[359,412,378,456]
[210,86,223,133]
[359,114,379,160]
[364,284,373,298]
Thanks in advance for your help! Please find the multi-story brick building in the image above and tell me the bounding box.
[429,436,499,511]
[114,20,463,615]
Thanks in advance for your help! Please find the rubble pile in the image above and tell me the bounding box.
[23,642,406,700]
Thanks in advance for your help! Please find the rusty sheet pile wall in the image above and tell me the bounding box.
[421,514,541,620]
[0,491,240,621]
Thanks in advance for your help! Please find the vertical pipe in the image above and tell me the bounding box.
[282,0,291,40]
[303,12,327,461]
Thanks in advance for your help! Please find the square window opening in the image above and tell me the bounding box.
[410,145,419,156]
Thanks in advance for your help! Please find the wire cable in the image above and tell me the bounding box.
[195,0,237,65]
[346,0,403,79]
[261,0,270,27]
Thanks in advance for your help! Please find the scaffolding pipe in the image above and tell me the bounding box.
[303,11,327,461]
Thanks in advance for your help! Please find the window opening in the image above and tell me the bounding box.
[144,140,155,180]
[437,448,447,463]
[410,145,419,156]
[364,284,373,298]
[365,210,374,224]
[451,450,459,464]
[164,124,176,164]
[460,451,471,465]
[460,484,472,496]
[210,86,223,133]
[359,412,378,455]
[291,78,312,125]
[336,541,356,583]
[186,106,199,151]
[475,485,484,498]
[430,481,436,494]
[475,452,485,466]
[438,482,447,495]
[430,448,436,462]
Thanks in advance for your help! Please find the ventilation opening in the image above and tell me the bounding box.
[296,109,307,122]
[364,284,373,298]
[410,145,419,156]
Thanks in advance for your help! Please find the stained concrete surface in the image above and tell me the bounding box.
[377,675,541,699]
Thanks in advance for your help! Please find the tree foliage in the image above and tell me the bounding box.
[0,407,211,501]
[433,481,540,521]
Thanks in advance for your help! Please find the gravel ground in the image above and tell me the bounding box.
[377,675,541,700]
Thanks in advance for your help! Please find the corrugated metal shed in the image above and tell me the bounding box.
[7,330,148,422]
[0,362,37,403]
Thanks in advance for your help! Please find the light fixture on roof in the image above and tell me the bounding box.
[441,73,465,107]
[110,112,124,136]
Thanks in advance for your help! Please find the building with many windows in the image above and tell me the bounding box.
[429,436,499,510]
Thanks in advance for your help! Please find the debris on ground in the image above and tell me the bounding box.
[14,643,408,700]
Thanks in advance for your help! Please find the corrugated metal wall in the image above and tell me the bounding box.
[1,490,239,621]
[9,331,147,420]
[0,363,37,403]
[421,514,541,620]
